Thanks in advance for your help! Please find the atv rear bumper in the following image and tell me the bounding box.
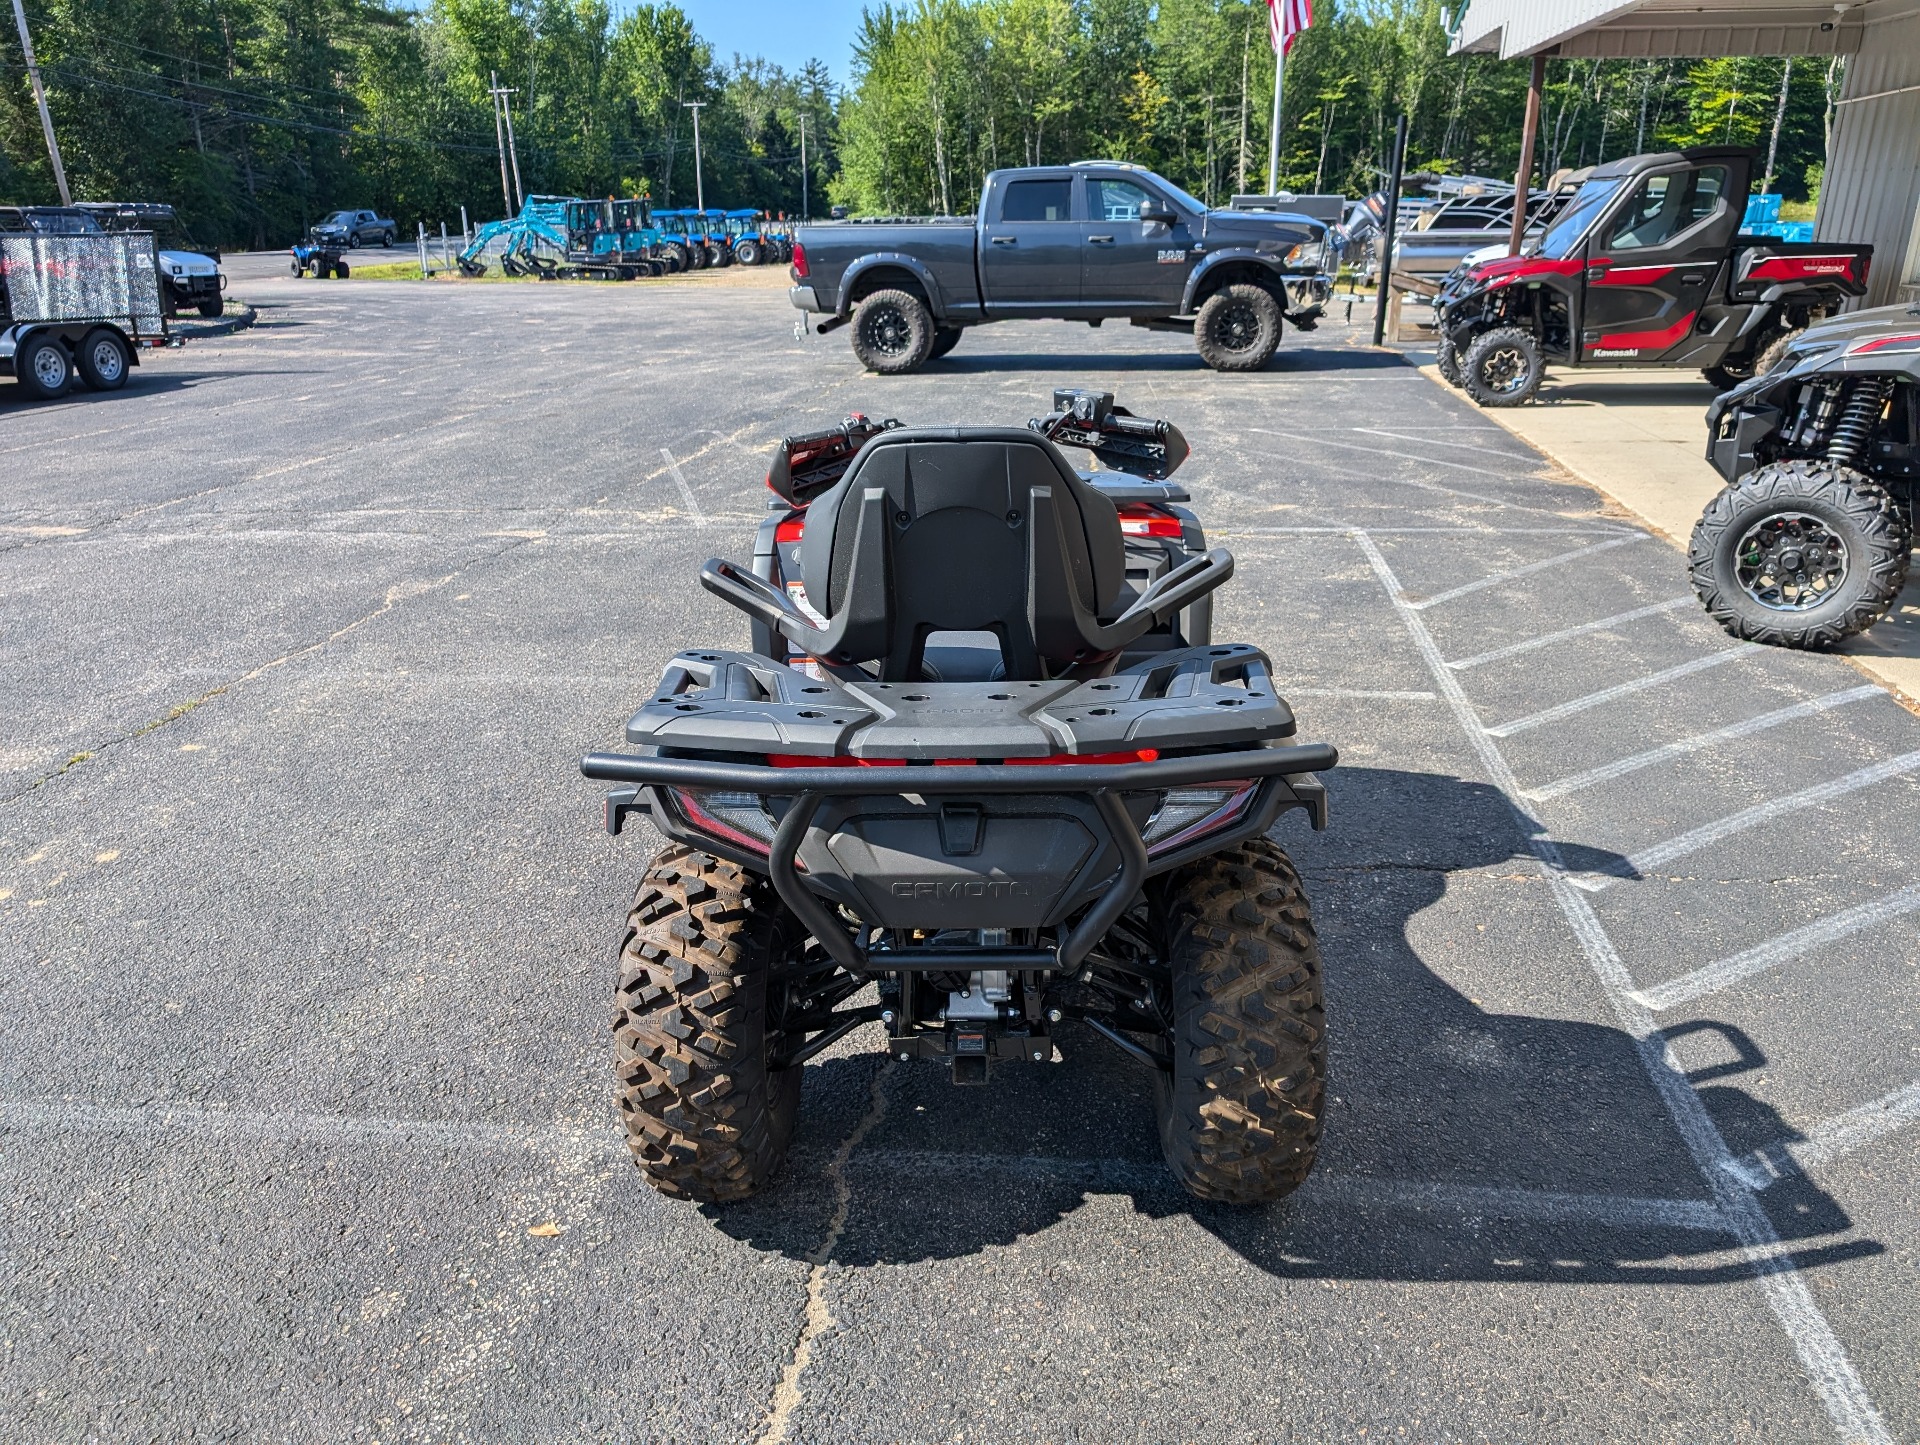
[582,743,1333,974]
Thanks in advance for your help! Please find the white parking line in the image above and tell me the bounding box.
[1723,1080,1920,1190]
[1447,597,1696,671]
[1248,426,1540,477]
[658,446,708,524]
[1525,687,1886,801]
[1632,884,1920,1013]
[1286,688,1438,700]
[1486,645,1762,738]
[1353,530,1892,1445]
[1409,535,1647,610]
[1573,750,1920,893]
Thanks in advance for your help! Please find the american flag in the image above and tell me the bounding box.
[1267,0,1312,54]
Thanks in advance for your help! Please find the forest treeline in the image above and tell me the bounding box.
[0,0,1844,248]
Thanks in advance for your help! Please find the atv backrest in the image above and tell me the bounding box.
[798,427,1125,680]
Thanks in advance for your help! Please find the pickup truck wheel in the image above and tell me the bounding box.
[614,846,803,1203]
[1194,284,1282,371]
[76,329,130,391]
[1462,325,1544,407]
[1689,458,1909,649]
[16,334,70,399]
[347,233,361,249]
[1153,837,1324,1203]
[381,232,393,248]
[929,326,963,359]
[851,289,934,373]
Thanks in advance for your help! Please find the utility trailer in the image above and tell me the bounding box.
[0,230,175,399]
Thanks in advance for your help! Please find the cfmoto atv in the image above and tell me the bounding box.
[582,391,1336,1205]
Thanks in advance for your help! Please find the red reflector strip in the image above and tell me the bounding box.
[766,749,1160,768]
[774,518,806,543]
[1116,505,1183,539]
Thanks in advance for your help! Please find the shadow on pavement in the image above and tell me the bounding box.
[705,767,1879,1284]
[931,345,1408,375]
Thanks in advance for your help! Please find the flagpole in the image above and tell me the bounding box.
[1266,40,1285,195]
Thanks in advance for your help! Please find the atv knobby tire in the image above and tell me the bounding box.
[850,288,934,374]
[1154,837,1325,1203]
[1689,458,1910,649]
[1436,331,1462,388]
[1194,284,1282,371]
[613,846,802,1202]
[1462,325,1544,407]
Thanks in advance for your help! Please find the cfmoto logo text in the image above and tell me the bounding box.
[891,880,1033,899]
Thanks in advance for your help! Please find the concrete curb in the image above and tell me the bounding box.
[171,303,258,340]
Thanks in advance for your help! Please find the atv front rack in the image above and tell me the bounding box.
[581,741,1335,975]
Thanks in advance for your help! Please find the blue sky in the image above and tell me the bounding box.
[682,0,869,80]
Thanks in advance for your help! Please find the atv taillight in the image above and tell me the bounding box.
[671,789,775,855]
[775,517,806,543]
[1116,504,1183,539]
[1142,782,1256,856]
[791,242,809,278]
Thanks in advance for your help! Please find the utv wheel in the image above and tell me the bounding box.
[1703,325,1804,391]
[929,326,963,359]
[1689,458,1910,649]
[75,329,130,391]
[16,334,70,399]
[1154,837,1324,1204]
[613,846,802,1202]
[1462,325,1544,407]
[850,288,934,374]
[1194,284,1282,371]
[197,296,225,318]
[1435,331,1462,387]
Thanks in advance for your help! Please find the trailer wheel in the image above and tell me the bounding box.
[1462,325,1544,407]
[76,330,130,391]
[850,288,934,374]
[1194,284,1282,371]
[16,334,70,399]
[1689,458,1910,649]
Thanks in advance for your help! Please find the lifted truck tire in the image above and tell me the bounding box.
[1689,458,1910,649]
[16,333,70,399]
[1154,837,1324,1204]
[1194,284,1281,371]
[76,329,130,391]
[1462,325,1545,407]
[929,326,964,359]
[851,288,935,374]
[613,846,802,1202]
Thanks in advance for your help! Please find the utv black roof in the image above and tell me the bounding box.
[1586,146,1755,180]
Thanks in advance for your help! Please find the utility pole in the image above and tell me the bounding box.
[683,101,707,212]
[488,72,516,214]
[797,113,808,220]
[10,0,69,205]
[502,86,524,211]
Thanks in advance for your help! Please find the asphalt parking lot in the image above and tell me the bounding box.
[3,273,1917,1444]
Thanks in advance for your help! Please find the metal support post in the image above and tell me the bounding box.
[1371,113,1407,347]
[1508,54,1546,257]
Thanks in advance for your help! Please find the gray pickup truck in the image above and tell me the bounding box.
[789,162,1335,373]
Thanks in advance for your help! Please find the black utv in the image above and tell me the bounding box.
[582,393,1337,1204]
[1690,305,1920,648]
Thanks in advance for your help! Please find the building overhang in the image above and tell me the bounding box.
[1448,0,1919,59]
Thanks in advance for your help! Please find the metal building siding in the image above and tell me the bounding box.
[1816,10,1920,308]
[1453,0,1641,58]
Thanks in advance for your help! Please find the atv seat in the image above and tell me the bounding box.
[701,428,1234,682]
